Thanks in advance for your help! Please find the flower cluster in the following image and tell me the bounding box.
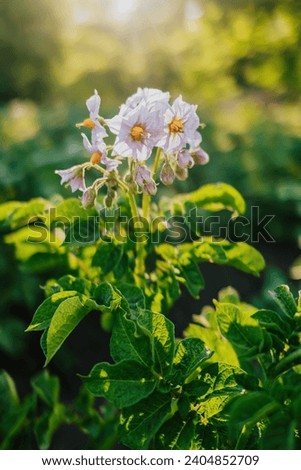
[56,88,209,208]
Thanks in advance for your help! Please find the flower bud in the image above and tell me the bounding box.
[191,147,209,165]
[177,149,194,169]
[160,161,175,185]
[175,164,188,181]
[143,179,157,196]
[104,188,117,208]
[81,186,97,209]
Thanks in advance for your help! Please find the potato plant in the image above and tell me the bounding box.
[1,88,300,450]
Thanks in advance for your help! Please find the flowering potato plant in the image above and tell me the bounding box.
[1,88,300,450]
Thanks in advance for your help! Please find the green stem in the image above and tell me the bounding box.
[153,147,163,176]
[141,147,162,221]
[127,191,145,287]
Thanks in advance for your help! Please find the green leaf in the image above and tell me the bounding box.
[0,198,49,230]
[252,309,290,337]
[31,371,60,407]
[52,198,96,222]
[0,371,19,415]
[56,275,92,296]
[110,311,153,368]
[193,240,228,264]
[92,241,123,275]
[172,338,211,381]
[214,301,265,357]
[165,183,246,215]
[26,290,79,332]
[220,241,265,277]
[45,295,95,365]
[115,283,145,313]
[34,403,65,449]
[155,411,196,449]
[228,392,279,447]
[93,282,124,312]
[119,391,172,449]
[271,285,297,318]
[82,360,156,407]
[0,395,35,450]
[197,362,242,420]
[137,311,175,377]
[178,255,204,298]
[184,323,239,367]
[260,412,298,450]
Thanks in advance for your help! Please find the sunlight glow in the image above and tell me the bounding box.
[110,0,138,20]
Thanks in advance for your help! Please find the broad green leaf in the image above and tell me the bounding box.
[120,391,172,449]
[161,183,246,215]
[137,311,175,377]
[45,295,95,365]
[0,201,23,228]
[56,275,92,296]
[218,286,241,304]
[252,309,290,337]
[182,183,246,214]
[115,283,145,313]
[172,338,211,381]
[26,290,79,332]
[82,360,156,407]
[93,282,123,312]
[197,362,242,419]
[178,254,204,298]
[110,311,153,367]
[220,241,265,276]
[228,392,279,447]
[51,198,96,222]
[92,241,123,275]
[260,413,298,450]
[193,240,228,264]
[0,396,35,450]
[214,301,266,357]
[156,260,181,312]
[31,371,60,407]
[271,285,297,318]
[184,323,239,367]
[0,198,50,230]
[34,403,65,449]
[201,362,242,394]
[155,411,197,450]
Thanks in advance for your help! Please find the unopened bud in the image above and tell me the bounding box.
[177,149,194,169]
[160,161,175,185]
[175,165,188,181]
[191,147,209,165]
[104,188,117,208]
[143,179,157,196]
[81,186,97,208]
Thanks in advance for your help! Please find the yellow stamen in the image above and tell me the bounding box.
[83,118,96,129]
[90,152,101,165]
[169,118,184,134]
[130,124,145,142]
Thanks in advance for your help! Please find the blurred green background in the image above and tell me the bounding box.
[0,0,301,405]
